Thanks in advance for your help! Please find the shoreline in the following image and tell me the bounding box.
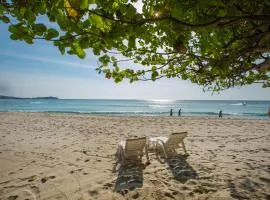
[0,112,269,199]
[0,111,268,120]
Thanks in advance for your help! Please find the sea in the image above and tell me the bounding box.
[0,99,270,119]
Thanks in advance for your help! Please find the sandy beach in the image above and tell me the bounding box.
[0,112,269,200]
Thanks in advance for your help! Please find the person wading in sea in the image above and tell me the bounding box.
[170,109,173,116]
[219,110,222,118]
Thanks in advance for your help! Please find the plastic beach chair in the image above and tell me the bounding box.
[150,132,188,158]
[115,137,150,168]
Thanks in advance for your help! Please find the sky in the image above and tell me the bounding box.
[0,22,269,100]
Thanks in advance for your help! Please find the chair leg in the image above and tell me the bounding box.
[161,144,168,159]
[157,140,168,159]
[145,144,150,164]
[181,141,187,154]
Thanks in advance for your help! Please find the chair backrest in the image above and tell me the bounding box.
[166,132,187,148]
[125,137,146,158]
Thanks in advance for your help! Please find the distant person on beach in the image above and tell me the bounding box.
[170,109,173,116]
[219,110,222,118]
[178,108,182,116]
[268,108,270,118]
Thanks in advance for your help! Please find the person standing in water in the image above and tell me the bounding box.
[268,108,270,118]
[219,110,222,118]
[170,109,173,116]
[178,108,182,116]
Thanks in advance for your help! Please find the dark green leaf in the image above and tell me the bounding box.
[25,10,36,23]
[0,16,10,23]
[45,28,59,40]
[10,34,20,40]
[33,23,47,33]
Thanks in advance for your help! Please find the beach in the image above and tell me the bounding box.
[0,112,269,200]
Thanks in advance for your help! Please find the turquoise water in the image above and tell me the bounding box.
[0,99,269,119]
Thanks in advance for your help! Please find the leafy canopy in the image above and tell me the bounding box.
[1,0,270,91]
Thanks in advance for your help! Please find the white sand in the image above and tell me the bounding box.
[0,112,269,199]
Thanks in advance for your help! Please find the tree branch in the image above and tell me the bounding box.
[256,58,270,72]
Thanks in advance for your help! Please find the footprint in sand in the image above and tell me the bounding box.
[41,176,56,183]
[259,177,270,184]
[103,182,114,190]
[180,185,190,191]
[70,168,83,174]
[7,195,18,200]
[88,189,99,197]
[6,189,36,200]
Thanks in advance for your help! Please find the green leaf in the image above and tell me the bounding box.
[20,7,26,17]
[38,1,47,14]
[126,4,136,18]
[25,10,36,23]
[23,35,33,44]
[218,9,227,17]
[128,35,136,49]
[151,71,159,81]
[112,2,119,11]
[111,56,117,62]
[115,76,123,83]
[8,25,18,33]
[80,0,89,9]
[83,18,91,28]
[75,46,86,58]
[182,74,188,80]
[54,8,65,21]
[45,28,59,40]
[171,2,184,20]
[79,37,90,49]
[33,23,47,33]
[89,14,104,29]
[58,45,65,54]
[135,56,142,61]
[10,34,20,40]
[119,4,127,14]
[0,5,4,15]
[0,16,10,23]
[55,0,64,7]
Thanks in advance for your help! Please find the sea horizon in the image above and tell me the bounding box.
[1,99,269,119]
[1,95,269,101]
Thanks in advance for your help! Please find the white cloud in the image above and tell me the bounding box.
[0,51,95,69]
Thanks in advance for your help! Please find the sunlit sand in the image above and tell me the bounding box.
[0,112,269,199]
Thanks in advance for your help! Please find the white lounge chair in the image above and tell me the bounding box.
[149,132,188,158]
[114,137,150,170]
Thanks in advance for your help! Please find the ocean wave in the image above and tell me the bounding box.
[30,101,43,104]
[230,103,243,106]
[45,110,169,116]
[185,111,218,115]
[242,112,267,116]
[148,104,169,108]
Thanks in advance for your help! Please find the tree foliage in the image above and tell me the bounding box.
[1,0,270,91]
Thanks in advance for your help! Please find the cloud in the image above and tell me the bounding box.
[0,81,12,95]
[0,51,95,69]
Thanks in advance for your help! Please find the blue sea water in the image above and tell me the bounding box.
[0,99,269,119]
